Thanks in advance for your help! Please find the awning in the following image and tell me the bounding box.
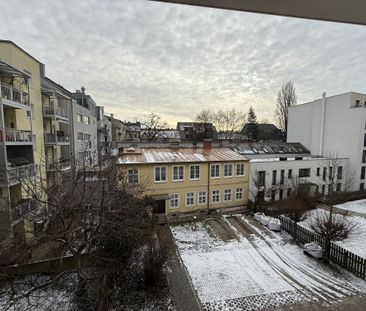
[0,60,30,78]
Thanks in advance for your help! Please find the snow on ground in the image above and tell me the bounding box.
[299,208,366,259]
[335,199,366,214]
[171,216,366,311]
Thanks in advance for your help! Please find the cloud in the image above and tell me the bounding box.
[1,0,366,126]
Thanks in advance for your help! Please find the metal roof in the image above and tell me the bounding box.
[118,147,249,164]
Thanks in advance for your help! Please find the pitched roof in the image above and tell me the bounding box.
[118,147,249,164]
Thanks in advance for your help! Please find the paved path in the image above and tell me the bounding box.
[156,225,202,311]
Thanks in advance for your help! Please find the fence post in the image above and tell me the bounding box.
[342,250,348,269]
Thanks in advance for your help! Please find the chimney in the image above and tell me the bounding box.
[203,139,212,150]
[81,86,85,94]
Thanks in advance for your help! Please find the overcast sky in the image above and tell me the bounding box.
[1,0,366,126]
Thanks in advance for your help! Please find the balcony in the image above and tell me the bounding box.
[46,160,72,171]
[0,129,32,144]
[0,164,38,186]
[11,199,38,222]
[42,105,69,121]
[44,133,70,145]
[0,82,30,108]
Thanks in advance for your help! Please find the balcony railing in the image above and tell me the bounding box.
[0,164,38,185]
[44,133,70,144]
[11,199,38,222]
[0,129,32,143]
[42,106,68,120]
[0,82,30,106]
[46,160,72,171]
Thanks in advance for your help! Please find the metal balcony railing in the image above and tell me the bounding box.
[44,133,70,144]
[0,164,38,185]
[0,82,30,106]
[42,106,68,119]
[11,199,38,222]
[0,129,32,143]
[46,160,72,171]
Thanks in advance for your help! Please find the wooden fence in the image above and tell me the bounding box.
[279,215,366,280]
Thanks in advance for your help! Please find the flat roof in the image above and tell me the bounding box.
[118,147,249,164]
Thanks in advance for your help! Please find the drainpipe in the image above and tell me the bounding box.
[319,92,326,156]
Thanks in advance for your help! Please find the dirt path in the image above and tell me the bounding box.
[226,216,259,241]
[156,225,202,311]
[205,218,237,241]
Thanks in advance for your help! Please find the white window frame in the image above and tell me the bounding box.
[154,166,167,183]
[185,192,195,207]
[84,115,90,125]
[172,165,184,182]
[169,193,179,209]
[189,165,200,180]
[236,163,245,177]
[76,113,82,123]
[77,132,83,142]
[127,169,139,184]
[223,163,233,178]
[210,164,220,179]
[235,188,243,200]
[198,191,207,205]
[224,189,232,202]
[211,190,220,203]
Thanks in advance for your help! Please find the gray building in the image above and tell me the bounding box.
[71,87,98,166]
[96,106,112,157]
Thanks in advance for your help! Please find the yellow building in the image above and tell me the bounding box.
[119,144,250,220]
[0,40,45,240]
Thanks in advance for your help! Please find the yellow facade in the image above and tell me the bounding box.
[121,160,249,216]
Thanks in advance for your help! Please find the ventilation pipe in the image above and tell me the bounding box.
[318,92,326,156]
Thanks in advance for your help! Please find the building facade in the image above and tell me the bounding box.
[96,106,112,157]
[288,92,366,191]
[118,144,249,219]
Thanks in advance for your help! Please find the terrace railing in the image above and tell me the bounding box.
[44,133,70,144]
[0,164,38,185]
[42,106,68,119]
[0,83,30,106]
[11,199,38,222]
[46,160,71,171]
[0,129,32,143]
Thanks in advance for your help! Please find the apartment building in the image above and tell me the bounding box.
[41,77,72,183]
[118,142,249,219]
[96,106,112,157]
[71,87,98,166]
[0,41,45,239]
[288,92,366,191]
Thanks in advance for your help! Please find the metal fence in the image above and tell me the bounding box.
[279,215,366,279]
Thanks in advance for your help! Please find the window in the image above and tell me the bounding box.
[76,113,82,123]
[235,188,243,200]
[360,183,365,191]
[224,164,233,177]
[185,192,195,207]
[170,193,179,208]
[258,171,265,186]
[363,151,366,163]
[299,168,311,178]
[355,99,361,107]
[288,169,292,179]
[84,115,90,125]
[211,164,220,178]
[279,189,283,200]
[127,169,138,184]
[336,183,342,192]
[190,165,200,180]
[272,170,277,185]
[361,167,365,180]
[316,167,320,176]
[84,133,91,141]
[323,167,327,180]
[173,166,184,181]
[328,184,333,195]
[337,166,343,180]
[287,188,292,197]
[322,184,325,195]
[198,191,207,205]
[236,163,245,176]
[329,167,333,180]
[77,132,83,142]
[224,189,232,201]
[280,170,285,185]
[271,189,276,201]
[211,190,220,203]
[155,166,167,182]
[364,133,366,147]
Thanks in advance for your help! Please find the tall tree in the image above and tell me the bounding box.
[246,106,258,141]
[141,113,168,142]
[275,81,297,141]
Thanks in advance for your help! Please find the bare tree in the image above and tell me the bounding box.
[250,170,274,213]
[0,156,168,310]
[141,113,168,142]
[196,110,213,123]
[275,81,296,141]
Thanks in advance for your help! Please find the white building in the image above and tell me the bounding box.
[287,92,366,191]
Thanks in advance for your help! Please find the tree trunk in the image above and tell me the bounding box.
[324,239,331,263]
[96,271,114,311]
